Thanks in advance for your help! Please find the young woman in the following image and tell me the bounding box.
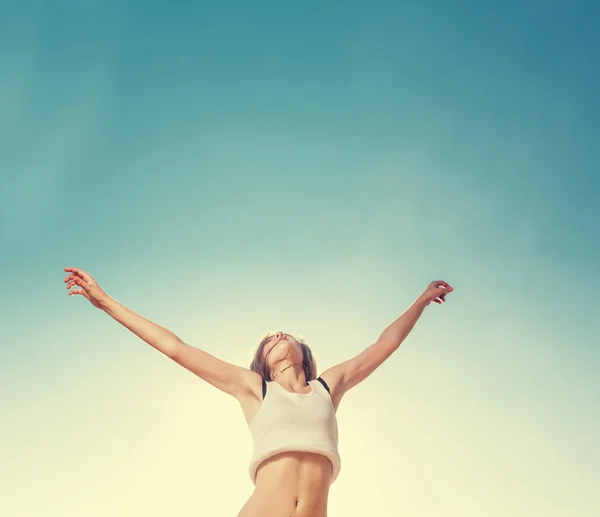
[64,267,453,517]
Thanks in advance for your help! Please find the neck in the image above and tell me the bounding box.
[272,362,308,388]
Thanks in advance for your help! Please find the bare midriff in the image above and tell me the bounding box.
[237,451,333,517]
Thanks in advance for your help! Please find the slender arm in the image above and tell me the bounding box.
[65,267,260,398]
[375,294,430,352]
[99,296,259,397]
[101,297,182,358]
[321,294,431,400]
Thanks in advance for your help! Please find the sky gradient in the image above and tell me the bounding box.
[1,1,599,516]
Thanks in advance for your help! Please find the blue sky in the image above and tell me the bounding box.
[1,1,599,516]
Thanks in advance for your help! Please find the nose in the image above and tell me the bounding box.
[275,332,289,344]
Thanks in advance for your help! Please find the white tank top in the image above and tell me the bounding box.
[248,378,341,485]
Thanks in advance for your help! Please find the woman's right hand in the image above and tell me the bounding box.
[64,267,110,309]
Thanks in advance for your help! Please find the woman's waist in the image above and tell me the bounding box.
[255,451,333,494]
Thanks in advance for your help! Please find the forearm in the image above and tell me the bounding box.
[100,296,182,357]
[376,295,430,349]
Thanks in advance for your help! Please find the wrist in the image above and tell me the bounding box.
[99,295,116,312]
[415,293,432,307]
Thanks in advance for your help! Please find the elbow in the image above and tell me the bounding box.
[164,338,184,359]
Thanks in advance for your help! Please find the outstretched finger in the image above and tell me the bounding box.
[64,267,95,284]
[72,276,90,290]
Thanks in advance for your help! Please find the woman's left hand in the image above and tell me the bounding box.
[421,280,454,305]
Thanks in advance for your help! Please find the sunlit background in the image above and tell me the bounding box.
[1,1,599,516]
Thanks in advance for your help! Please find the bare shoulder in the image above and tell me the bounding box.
[170,341,263,399]
[236,370,264,425]
[318,368,345,411]
[239,368,263,401]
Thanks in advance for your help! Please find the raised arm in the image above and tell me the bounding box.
[320,280,454,407]
[63,267,260,399]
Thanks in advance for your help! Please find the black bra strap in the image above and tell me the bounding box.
[316,376,330,394]
[262,378,267,399]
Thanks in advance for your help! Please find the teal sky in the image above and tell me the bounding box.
[1,1,599,516]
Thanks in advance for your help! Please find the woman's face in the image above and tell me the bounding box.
[263,331,304,368]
